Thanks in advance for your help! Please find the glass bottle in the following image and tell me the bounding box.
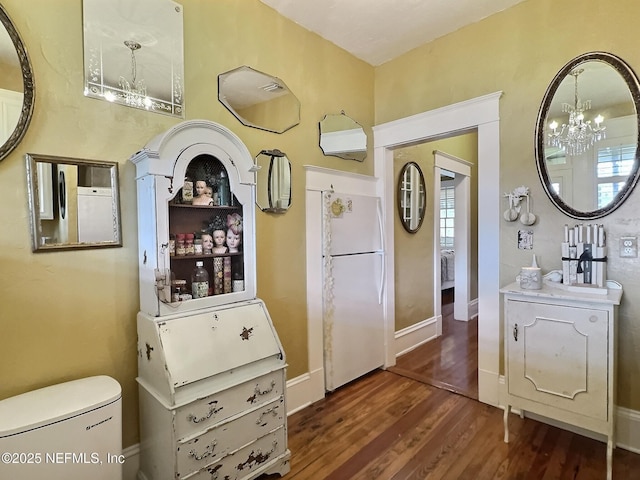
[191,261,209,299]
[218,170,230,206]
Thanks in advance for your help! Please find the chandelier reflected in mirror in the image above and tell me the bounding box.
[547,68,606,156]
[118,40,152,109]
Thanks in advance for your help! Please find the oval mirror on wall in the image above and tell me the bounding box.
[398,162,426,233]
[535,52,640,219]
[0,4,35,162]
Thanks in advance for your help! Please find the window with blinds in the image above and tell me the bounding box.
[440,185,455,248]
[596,143,635,208]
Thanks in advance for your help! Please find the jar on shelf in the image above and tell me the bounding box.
[171,279,188,302]
[175,233,186,256]
[191,261,209,299]
[194,235,203,255]
[185,233,195,255]
[169,234,176,257]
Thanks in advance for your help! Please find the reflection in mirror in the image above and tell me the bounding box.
[255,149,291,213]
[536,52,640,219]
[0,4,35,161]
[398,162,426,233]
[82,0,184,117]
[26,154,122,252]
[218,66,300,133]
[319,112,367,162]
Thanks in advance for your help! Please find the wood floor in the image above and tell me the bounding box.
[389,288,478,400]
[261,290,640,479]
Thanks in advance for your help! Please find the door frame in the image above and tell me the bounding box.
[433,150,473,322]
[373,92,503,407]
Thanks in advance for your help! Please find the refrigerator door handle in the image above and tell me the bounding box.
[377,252,384,304]
[376,199,385,251]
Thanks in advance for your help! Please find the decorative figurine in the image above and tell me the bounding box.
[192,180,214,206]
[201,233,214,254]
[212,229,227,254]
[226,229,241,253]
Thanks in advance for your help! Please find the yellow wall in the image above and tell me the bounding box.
[0,0,373,448]
[375,0,640,410]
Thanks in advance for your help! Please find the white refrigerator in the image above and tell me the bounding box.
[323,191,385,391]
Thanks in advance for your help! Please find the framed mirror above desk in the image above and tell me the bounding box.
[26,154,122,252]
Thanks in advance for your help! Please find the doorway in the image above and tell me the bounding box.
[374,92,502,407]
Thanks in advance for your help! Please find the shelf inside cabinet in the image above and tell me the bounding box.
[170,252,242,261]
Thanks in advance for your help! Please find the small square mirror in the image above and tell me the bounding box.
[26,153,122,252]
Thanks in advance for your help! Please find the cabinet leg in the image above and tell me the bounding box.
[606,437,613,480]
[503,404,510,443]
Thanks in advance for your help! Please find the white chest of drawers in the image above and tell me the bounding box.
[137,300,290,480]
[501,281,622,480]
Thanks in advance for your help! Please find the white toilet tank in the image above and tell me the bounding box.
[0,375,122,480]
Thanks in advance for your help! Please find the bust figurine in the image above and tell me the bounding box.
[192,180,214,206]
[226,229,241,253]
[212,229,227,254]
[201,233,214,254]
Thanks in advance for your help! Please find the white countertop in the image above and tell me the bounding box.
[500,280,623,306]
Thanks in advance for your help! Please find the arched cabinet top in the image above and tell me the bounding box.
[130,119,256,185]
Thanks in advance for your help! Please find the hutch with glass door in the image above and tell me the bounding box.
[130,120,290,480]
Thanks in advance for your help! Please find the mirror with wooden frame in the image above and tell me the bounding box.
[26,153,122,252]
[398,161,426,233]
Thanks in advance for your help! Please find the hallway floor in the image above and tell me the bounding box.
[389,288,478,399]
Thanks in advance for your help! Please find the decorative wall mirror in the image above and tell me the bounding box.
[319,112,367,162]
[536,52,640,219]
[26,153,122,252]
[0,4,35,162]
[82,0,184,117]
[398,162,426,233]
[255,149,291,213]
[218,66,300,133]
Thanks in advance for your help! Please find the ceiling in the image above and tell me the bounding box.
[259,0,528,66]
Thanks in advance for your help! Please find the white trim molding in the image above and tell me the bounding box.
[373,92,503,407]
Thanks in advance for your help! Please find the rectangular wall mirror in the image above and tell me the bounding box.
[26,153,122,252]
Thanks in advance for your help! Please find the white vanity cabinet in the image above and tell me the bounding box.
[131,120,290,480]
[501,281,622,480]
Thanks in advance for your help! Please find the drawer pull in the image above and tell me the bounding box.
[256,380,276,396]
[256,404,280,425]
[248,380,277,404]
[187,402,223,424]
[188,440,217,461]
[513,323,518,342]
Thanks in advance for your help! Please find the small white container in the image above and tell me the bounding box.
[520,267,542,290]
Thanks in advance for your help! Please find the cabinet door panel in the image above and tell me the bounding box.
[506,300,608,420]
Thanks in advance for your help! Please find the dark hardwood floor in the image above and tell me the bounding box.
[261,289,640,479]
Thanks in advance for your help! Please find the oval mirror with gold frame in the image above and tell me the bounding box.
[535,52,640,219]
[398,162,426,233]
[0,4,35,162]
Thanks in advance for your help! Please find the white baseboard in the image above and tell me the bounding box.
[394,316,440,357]
[122,443,140,480]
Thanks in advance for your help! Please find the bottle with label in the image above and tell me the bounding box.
[191,261,209,299]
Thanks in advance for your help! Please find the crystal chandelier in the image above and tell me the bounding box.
[119,40,151,108]
[547,68,606,156]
